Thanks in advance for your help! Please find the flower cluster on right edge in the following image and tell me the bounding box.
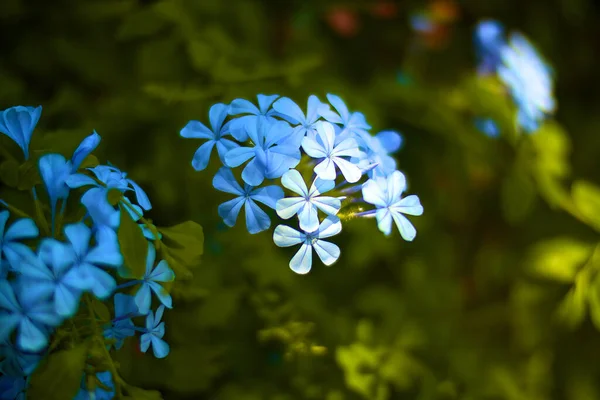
[180,94,423,274]
[473,19,556,136]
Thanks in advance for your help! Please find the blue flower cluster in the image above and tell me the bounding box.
[474,20,556,134]
[0,105,174,399]
[181,94,423,274]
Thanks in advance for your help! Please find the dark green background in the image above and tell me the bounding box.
[1,0,600,399]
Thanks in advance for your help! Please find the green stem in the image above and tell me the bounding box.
[84,294,123,399]
[0,200,33,219]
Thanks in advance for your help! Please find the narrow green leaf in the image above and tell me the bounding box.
[92,298,111,322]
[555,270,589,329]
[118,203,148,279]
[527,238,593,283]
[501,166,537,225]
[572,180,600,232]
[159,220,204,266]
[28,343,89,400]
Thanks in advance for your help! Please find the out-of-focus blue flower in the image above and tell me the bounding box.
[0,338,42,376]
[16,240,82,318]
[361,171,423,240]
[121,243,174,315]
[103,294,140,350]
[276,169,343,232]
[302,121,362,183]
[498,33,556,133]
[273,216,342,274]
[410,13,434,33]
[59,223,123,299]
[0,280,61,352]
[0,106,42,160]
[213,167,284,234]
[0,211,39,268]
[357,130,403,178]
[74,371,114,400]
[66,165,150,229]
[224,120,301,186]
[474,118,500,138]
[272,95,331,146]
[319,94,371,144]
[180,103,239,171]
[0,374,26,400]
[140,305,170,359]
[228,94,280,141]
[474,20,505,74]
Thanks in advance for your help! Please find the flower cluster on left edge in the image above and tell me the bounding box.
[0,106,201,399]
[181,94,424,274]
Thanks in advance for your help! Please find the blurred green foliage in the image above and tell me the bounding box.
[1,0,600,398]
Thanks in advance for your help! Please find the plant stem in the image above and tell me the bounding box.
[0,199,33,219]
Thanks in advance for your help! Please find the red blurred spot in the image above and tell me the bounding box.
[326,7,360,37]
[371,1,398,19]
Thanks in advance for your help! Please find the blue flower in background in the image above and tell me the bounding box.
[15,240,82,318]
[67,165,151,229]
[140,305,170,359]
[213,167,284,234]
[474,19,505,75]
[228,94,280,141]
[361,171,423,240]
[0,280,61,352]
[319,94,372,145]
[121,243,174,315]
[0,374,26,400]
[180,103,239,171]
[103,294,140,349]
[276,169,343,232]
[302,121,362,183]
[273,216,343,274]
[0,106,42,160]
[74,371,114,400]
[357,130,403,178]
[474,118,500,138]
[272,95,331,147]
[0,338,42,376]
[0,211,39,268]
[498,33,556,133]
[59,223,123,299]
[224,120,301,186]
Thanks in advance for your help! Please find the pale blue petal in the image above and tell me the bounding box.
[229,98,260,116]
[180,120,213,139]
[145,243,156,276]
[280,169,308,196]
[212,167,245,195]
[312,196,342,216]
[241,159,265,186]
[272,97,305,125]
[148,281,172,309]
[391,212,417,241]
[276,197,306,220]
[81,188,120,229]
[127,179,151,211]
[333,157,362,183]
[309,178,335,196]
[332,138,360,158]
[375,131,403,153]
[264,121,294,148]
[54,284,81,317]
[0,313,20,342]
[273,225,304,247]
[386,171,407,203]
[250,185,284,209]
[326,93,350,122]
[228,116,252,141]
[71,131,101,171]
[218,197,246,227]
[135,285,152,315]
[297,203,319,232]
[317,216,342,239]
[289,243,312,274]
[38,154,71,214]
[301,133,327,159]
[362,179,388,207]
[149,260,174,282]
[224,146,254,168]
[209,103,229,132]
[65,173,99,189]
[264,146,301,179]
[64,223,91,258]
[4,218,39,242]
[313,240,340,266]
[150,336,170,358]
[315,122,336,154]
[216,138,240,164]
[306,95,327,124]
[87,268,117,299]
[191,140,215,171]
[17,318,48,352]
[257,94,279,114]
[314,158,336,181]
[375,208,393,236]
[0,282,19,311]
[244,200,271,234]
[392,195,423,216]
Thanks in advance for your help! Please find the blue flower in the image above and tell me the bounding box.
[15,240,82,318]
[0,338,42,376]
[474,118,500,138]
[272,95,331,147]
[275,169,343,232]
[103,294,140,350]
[0,211,39,268]
[180,103,239,171]
[361,171,423,240]
[498,33,556,133]
[59,223,123,299]
[273,216,343,274]
[121,243,174,315]
[0,280,61,352]
[357,130,403,178]
[228,94,280,141]
[302,121,362,183]
[140,305,170,359]
[66,165,151,229]
[319,94,372,145]
[74,371,114,400]
[0,106,42,160]
[213,167,284,234]
[0,374,26,400]
[224,120,301,186]
[38,132,101,230]
[474,20,505,75]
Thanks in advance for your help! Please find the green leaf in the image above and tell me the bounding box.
[501,166,537,225]
[527,238,593,283]
[588,277,600,331]
[118,203,149,279]
[18,160,41,190]
[0,159,19,187]
[555,270,589,329]
[187,40,214,71]
[78,154,99,170]
[159,220,204,265]
[28,343,88,400]
[92,298,111,322]
[124,386,164,400]
[117,7,168,40]
[572,180,600,232]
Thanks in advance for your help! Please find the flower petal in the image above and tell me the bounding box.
[180,120,213,139]
[209,103,230,132]
[229,98,260,116]
[64,223,91,258]
[276,197,305,220]
[251,185,284,209]
[392,195,423,216]
[212,167,244,195]
[4,218,39,242]
[312,196,342,216]
[191,140,216,171]
[71,131,101,171]
[313,240,340,266]
[280,169,309,196]
[289,243,312,274]
[317,216,342,239]
[313,158,337,181]
[218,197,246,227]
[241,158,266,186]
[391,212,417,241]
[273,225,304,247]
[224,146,254,168]
[297,203,319,232]
[272,97,306,125]
[333,157,362,183]
[244,200,271,234]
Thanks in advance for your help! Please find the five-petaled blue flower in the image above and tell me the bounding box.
[272,95,331,147]
[357,130,403,178]
[276,169,344,232]
[498,33,556,133]
[224,119,301,186]
[140,305,170,359]
[213,167,284,234]
[319,94,372,146]
[67,164,151,229]
[74,371,114,400]
[0,211,39,268]
[0,338,42,376]
[103,294,140,350]
[361,171,423,240]
[180,103,239,171]
[0,280,61,352]
[273,216,343,274]
[474,20,505,75]
[228,94,281,141]
[0,106,42,160]
[302,121,362,183]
